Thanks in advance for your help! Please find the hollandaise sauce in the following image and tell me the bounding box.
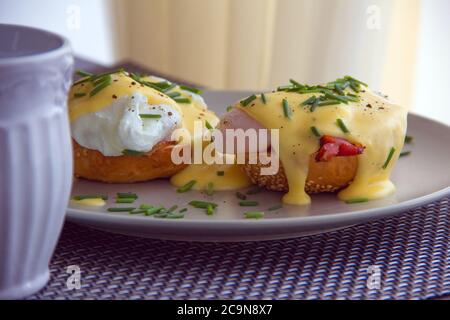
[235,78,407,205]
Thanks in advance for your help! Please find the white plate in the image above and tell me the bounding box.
[66,90,450,241]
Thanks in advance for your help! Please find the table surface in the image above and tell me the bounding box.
[30,58,449,300]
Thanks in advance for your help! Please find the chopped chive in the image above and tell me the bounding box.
[246,187,262,195]
[217,171,225,176]
[167,205,178,213]
[122,149,145,156]
[76,70,92,77]
[244,211,264,219]
[145,206,164,216]
[205,120,213,130]
[139,114,162,119]
[282,99,292,119]
[236,192,247,200]
[74,92,86,98]
[239,201,259,207]
[129,209,147,214]
[324,93,348,104]
[289,79,302,87]
[400,151,411,157]
[177,180,196,193]
[117,192,138,199]
[73,194,108,201]
[206,182,214,196]
[188,200,218,209]
[345,198,369,204]
[166,91,181,98]
[139,204,153,210]
[382,147,396,169]
[336,118,350,133]
[261,93,267,104]
[310,126,321,137]
[166,213,185,219]
[179,208,188,213]
[179,85,202,94]
[404,135,413,144]
[344,75,368,87]
[173,97,191,104]
[226,106,233,112]
[90,75,112,97]
[206,204,215,216]
[310,99,320,112]
[154,212,168,218]
[301,95,317,106]
[268,204,282,211]
[240,94,257,107]
[90,68,124,82]
[318,100,340,106]
[107,207,135,212]
[115,198,136,204]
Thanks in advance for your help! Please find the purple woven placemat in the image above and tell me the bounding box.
[29,197,449,300]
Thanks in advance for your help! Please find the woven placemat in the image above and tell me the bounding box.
[29,197,449,300]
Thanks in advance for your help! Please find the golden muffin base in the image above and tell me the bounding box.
[73,140,186,183]
[243,154,358,194]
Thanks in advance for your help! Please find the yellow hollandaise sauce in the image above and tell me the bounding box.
[170,163,251,191]
[235,85,407,205]
[68,72,219,139]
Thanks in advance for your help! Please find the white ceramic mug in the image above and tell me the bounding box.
[0,24,73,299]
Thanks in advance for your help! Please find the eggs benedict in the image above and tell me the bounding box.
[69,69,218,183]
[215,76,408,205]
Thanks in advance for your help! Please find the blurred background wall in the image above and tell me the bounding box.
[0,0,449,123]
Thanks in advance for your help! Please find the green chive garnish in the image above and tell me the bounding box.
[139,114,162,119]
[318,100,340,107]
[217,171,225,176]
[400,151,411,157]
[310,126,321,137]
[226,106,233,112]
[404,135,413,144]
[117,192,138,199]
[382,147,396,169]
[239,201,259,207]
[145,206,164,216]
[261,93,267,104]
[179,208,188,213]
[177,180,196,193]
[173,97,191,104]
[179,85,202,94]
[236,192,247,200]
[188,200,218,209]
[345,198,369,204]
[139,204,153,210]
[76,70,93,77]
[115,198,136,204]
[90,75,112,97]
[166,91,181,98]
[240,94,257,107]
[107,207,135,212]
[73,194,108,201]
[268,204,282,211]
[167,205,178,213]
[205,120,213,130]
[74,92,86,98]
[336,118,350,133]
[166,213,184,219]
[244,211,264,219]
[282,99,292,119]
[301,95,317,106]
[129,209,147,214]
[206,204,215,216]
[122,149,145,156]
